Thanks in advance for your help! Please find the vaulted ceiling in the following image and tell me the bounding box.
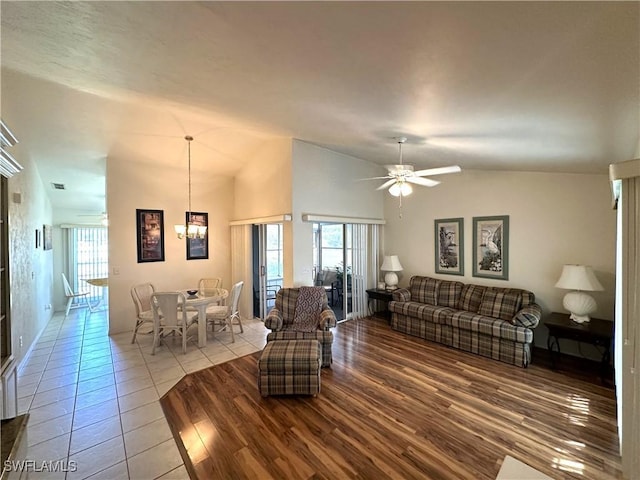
[1,1,638,215]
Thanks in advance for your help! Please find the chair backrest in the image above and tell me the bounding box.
[150,292,187,326]
[131,283,156,316]
[228,281,244,315]
[274,287,328,324]
[199,277,222,296]
[61,273,74,297]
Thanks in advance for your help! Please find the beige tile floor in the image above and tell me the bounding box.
[16,307,269,479]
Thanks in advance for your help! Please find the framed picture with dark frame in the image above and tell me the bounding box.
[472,215,509,280]
[43,224,52,250]
[136,209,165,263]
[186,211,208,260]
[434,217,464,276]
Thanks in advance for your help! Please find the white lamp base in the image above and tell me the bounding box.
[563,290,597,324]
[384,272,399,290]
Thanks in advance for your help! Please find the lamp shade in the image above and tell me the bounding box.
[381,255,403,272]
[555,265,603,291]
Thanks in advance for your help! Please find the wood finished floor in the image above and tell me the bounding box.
[160,317,621,480]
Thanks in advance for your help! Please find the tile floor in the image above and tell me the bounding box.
[16,307,269,479]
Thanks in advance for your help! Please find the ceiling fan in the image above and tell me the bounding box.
[77,212,109,226]
[370,137,462,196]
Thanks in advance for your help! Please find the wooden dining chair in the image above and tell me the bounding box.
[204,281,244,342]
[130,282,156,343]
[198,277,222,296]
[150,291,198,354]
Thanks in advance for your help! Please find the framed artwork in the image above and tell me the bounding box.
[434,218,464,276]
[473,215,509,280]
[35,229,41,249]
[136,209,165,263]
[43,224,52,250]
[186,211,208,260]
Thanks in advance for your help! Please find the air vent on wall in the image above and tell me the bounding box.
[51,183,66,190]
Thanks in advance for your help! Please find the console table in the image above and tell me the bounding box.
[544,312,613,382]
[366,288,393,321]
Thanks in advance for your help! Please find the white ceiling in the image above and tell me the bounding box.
[1,1,638,216]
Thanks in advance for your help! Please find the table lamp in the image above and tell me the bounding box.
[554,264,604,323]
[381,255,403,290]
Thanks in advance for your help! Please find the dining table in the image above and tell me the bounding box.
[183,288,228,347]
[83,277,109,312]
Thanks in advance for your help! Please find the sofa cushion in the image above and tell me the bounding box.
[437,280,463,308]
[409,276,440,305]
[478,289,522,321]
[388,301,453,325]
[458,284,486,313]
[449,311,533,343]
[512,304,542,328]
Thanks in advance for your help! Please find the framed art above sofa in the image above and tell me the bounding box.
[435,217,464,276]
[473,215,509,280]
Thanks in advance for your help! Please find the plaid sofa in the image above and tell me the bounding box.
[265,287,337,367]
[389,276,541,367]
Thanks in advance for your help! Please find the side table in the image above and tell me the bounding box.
[366,288,394,321]
[544,311,613,382]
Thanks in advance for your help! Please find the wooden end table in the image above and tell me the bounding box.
[366,288,394,321]
[544,311,613,382]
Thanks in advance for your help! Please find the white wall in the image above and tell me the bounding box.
[383,169,616,354]
[290,140,385,286]
[233,138,293,220]
[8,156,54,366]
[106,153,234,335]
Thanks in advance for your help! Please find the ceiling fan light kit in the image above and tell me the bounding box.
[368,136,462,198]
[388,181,412,197]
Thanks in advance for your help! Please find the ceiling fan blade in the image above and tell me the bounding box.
[376,179,397,191]
[356,176,393,181]
[406,177,440,187]
[413,165,462,177]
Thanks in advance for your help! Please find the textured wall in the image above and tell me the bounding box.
[7,156,54,367]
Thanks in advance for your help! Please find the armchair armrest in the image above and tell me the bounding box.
[265,308,283,331]
[392,288,411,302]
[512,303,542,328]
[319,307,337,330]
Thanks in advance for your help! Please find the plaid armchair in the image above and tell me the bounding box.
[265,287,337,367]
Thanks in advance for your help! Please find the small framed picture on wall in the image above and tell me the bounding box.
[434,218,464,276]
[136,209,165,263]
[472,215,509,280]
[186,211,208,260]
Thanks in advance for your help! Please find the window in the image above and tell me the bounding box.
[67,227,108,305]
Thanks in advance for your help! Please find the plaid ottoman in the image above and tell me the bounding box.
[258,339,321,396]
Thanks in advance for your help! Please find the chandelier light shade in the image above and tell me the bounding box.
[554,264,604,323]
[381,255,403,290]
[175,135,207,240]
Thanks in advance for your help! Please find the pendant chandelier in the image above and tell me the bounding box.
[174,135,207,239]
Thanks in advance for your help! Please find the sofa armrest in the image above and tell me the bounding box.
[392,288,411,302]
[319,307,337,330]
[265,308,283,331]
[512,303,542,328]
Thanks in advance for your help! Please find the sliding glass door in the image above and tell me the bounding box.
[67,227,109,307]
[313,223,353,321]
[313,222,379,321]
[252,223,283,319]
